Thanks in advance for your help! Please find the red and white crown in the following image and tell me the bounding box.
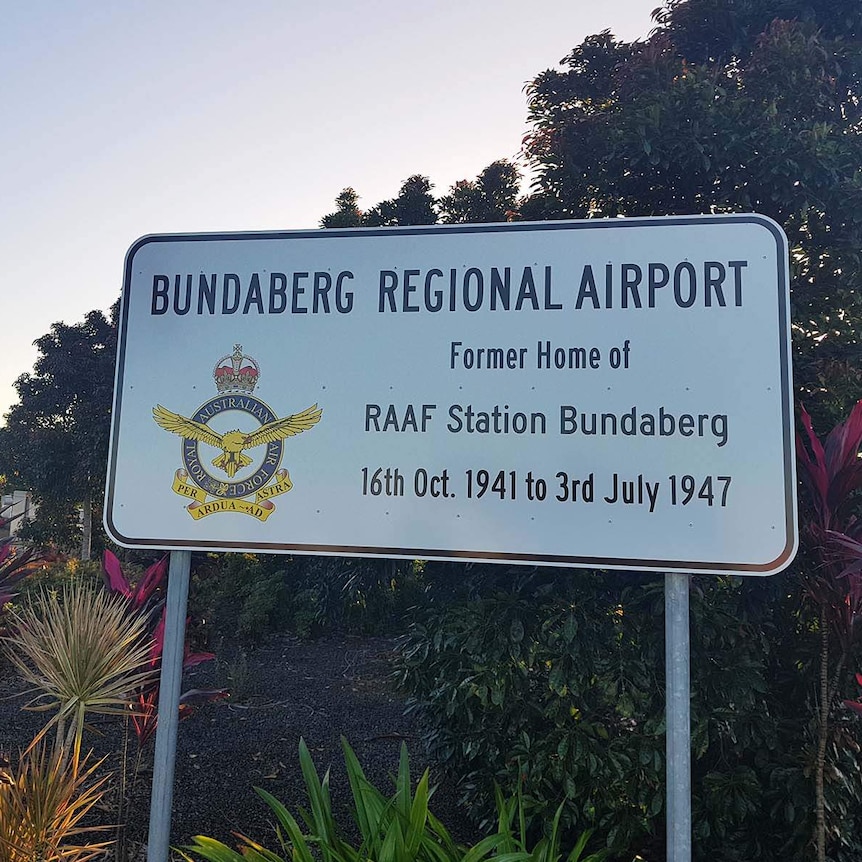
[213,344,260,394]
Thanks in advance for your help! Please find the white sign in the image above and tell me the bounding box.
[105,216,796,574]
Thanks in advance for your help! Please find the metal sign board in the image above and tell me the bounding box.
[105,215,796,574]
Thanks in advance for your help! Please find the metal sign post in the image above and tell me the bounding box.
[665,571,692,862]
[146,550,191,862]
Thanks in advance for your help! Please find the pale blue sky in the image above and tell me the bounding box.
[1,0,654,420]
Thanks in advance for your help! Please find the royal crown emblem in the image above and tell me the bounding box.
[214,344,260,394]
[153,346,321,522]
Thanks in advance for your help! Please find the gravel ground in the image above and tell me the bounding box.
[0,635,475,858]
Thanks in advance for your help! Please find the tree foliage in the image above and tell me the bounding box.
[363,174,438,227]
[319,187,364,229]
[438,160,521,224]
[319,161,522,230]
[0,307,117,550]
[521,4,862,421]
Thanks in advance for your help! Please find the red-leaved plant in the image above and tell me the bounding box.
[795,399,862,862]
[846,674,862,716]
[102,550,227,746]
[103,550,227,862]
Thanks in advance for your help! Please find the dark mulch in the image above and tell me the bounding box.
[0,635,476,859]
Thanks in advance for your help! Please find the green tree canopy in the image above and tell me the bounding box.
[319,187,364,229]
[438,160,521,224]
[0,306,117,552]
[520,5,862,421]
[362,174,438,227]
[319,161,522,230]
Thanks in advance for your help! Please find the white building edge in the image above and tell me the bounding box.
[0,490,36,540]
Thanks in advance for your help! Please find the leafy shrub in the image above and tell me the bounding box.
[396,572,860,862]
[315,556,431,634]
[15,557,104,598]
[397,573,662,855]
[102,550,226,748]
[793,399,862,862]
[190,553,428,645]
[190,553,292,645]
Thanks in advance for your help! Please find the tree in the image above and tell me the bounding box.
[521,7,862,423]
[362,174,438,227]
[515,4,862,858]
[438,160,521,224]
[0,306,117,555]
[319,187,364,229]
[320,161,523,232]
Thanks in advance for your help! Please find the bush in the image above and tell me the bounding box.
[0,742,111,862]
[18,557,104,593]
[190,553,292,645]
[397,572,662,855]
[396,571,862,862]
[190,553,428,645]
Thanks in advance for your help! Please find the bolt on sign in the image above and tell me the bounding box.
[105,215,797,575]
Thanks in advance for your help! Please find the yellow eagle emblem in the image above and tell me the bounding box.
[153,403,322,478]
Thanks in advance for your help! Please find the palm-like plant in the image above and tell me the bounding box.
[0,741,110,862]
[1,580,154,770]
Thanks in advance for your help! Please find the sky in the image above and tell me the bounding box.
[1,0,655,422]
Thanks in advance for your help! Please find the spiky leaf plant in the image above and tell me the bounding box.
[182,738,603,862]
[489,783,607,862]
[2,580,154,769]
[0,741,111,862]
[182,738,473,862]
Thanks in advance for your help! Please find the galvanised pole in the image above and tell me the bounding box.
[665,571,692,862]
[146,550,191,862]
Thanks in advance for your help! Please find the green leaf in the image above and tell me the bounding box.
[408,769,431,842]
[510,618,525,643]
[396,740,412,821]
[463,834,510,862]
[183,836,246,862]
[253,787,316,862]
[297,740,340,851]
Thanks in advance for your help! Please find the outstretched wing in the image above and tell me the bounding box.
[242,404,323,448]
[153,405,225,448]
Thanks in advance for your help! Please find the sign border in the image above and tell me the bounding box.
[105,214,797,575]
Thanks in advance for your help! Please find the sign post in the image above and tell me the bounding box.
[105,215,796,860]
[146,551,191,862]
[665,572,692,862]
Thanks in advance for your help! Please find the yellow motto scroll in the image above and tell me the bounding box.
[154,344,321,522]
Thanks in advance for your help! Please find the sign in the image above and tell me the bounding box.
[105,215,796,574]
